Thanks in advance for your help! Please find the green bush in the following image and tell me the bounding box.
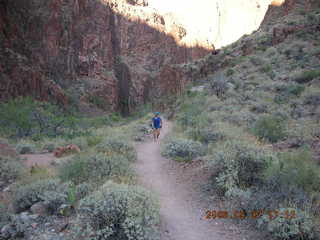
[186,127,225,144]
[258,208,314,240]
[0,204,10,228]
[0,96,77,138]
[250,103,268,113]
[162,138,205,161]
[96,138,137,162]
[226,68,235,76]
[16,142,36,154]
[209,73,229,99]
[88,95,107,110]
[42,143,56,153]
[74,181,160,240]
[265,150,320,195]
[0,156,24,183]
[249,55,265,66]
[286,84,306,96]
[75,183,93,201]
[176,99,206,128]
[252,115,287,143]
[211,141,271,192]
[303,90,320,106]
[12,179,70,213]
[293,70,320,83]
[58,152,133,185]
[86,135,103,147]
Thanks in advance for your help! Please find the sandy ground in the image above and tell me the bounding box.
[135,121,263,240]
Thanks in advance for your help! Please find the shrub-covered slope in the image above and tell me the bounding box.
[164,2,320,239]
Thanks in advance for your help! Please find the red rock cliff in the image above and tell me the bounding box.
[0,0,210,114]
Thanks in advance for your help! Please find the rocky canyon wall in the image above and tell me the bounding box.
[0,0,308,114]
[0,0,212,114]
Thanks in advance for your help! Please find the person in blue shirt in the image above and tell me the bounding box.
[151,112,163,141]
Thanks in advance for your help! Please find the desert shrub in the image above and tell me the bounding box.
[286,84,306,96]
[252,115,287,143]
[293,70,320,83]
[162,138,205,161]
[249,55,265,66]
[58,152,133,185]
[0,96,77,138]
[224,187,253,211]
[250,103,268,114]
[15,141,36,154]
[86,135,103,147]
[209,73,229,99]
[261,64,272,73]
[74,181,160,240]
[210,141,271,192]
[88,95,107,110]
[303,89,320,106]
[226,68,235,76]
[226,110,258,127]
[42,143,56,153]
[96,138,137,162]
[186,127,225,144]
[265,150,320,195]
[258,208,314,240]
[176,95,206,128]
[0,204,10,228]
[276,83,305,96]
[70,136,89,150]
[75,183,93,201]
[0,156,24,183]
[12,179,66,213]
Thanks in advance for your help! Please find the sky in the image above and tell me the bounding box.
[146,0,271,48]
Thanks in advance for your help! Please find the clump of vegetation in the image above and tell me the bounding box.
[293,70,320,83]
[88,95,107,110]
[12,179,69,213]
[186,127,225,144]
[74,181,160,240]
[162,137,205,161]
[0,155,24,184]
[258,208,314,240]
[265,150,320,195]
[58,152,133,185]
[252,115,287,143]
[176,94,207,129]
[249,55,266,66]
[226,68,235,76]
[96,138,137,162]
[210,141,270,193]
[15,141,36,154]
[303,89,320,106]
[0,97,78,139]
[209,73,229,99]
[0,204,10,228]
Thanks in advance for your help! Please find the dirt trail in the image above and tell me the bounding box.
[135,121,257,240]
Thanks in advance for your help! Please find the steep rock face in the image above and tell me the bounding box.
[0,0,310,114]
[0,0,209,114]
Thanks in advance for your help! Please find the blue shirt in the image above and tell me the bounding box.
[152,117,162,129]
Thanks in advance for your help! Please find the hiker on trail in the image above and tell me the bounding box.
[151,112,162,141]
